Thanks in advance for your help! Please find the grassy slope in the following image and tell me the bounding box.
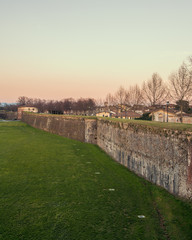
[0,122,192,240]
[99,117,192,132]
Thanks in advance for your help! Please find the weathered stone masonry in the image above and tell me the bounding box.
[22,113,192,200]
[22,113,97,144]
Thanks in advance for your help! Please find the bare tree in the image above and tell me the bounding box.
[4,103,19,112]
[95,98,104,107]
[75,98,96,115]
[124,90,131,106]
[127,84,143,106]
[114,86,126,117]
[105,93,115,106]
[187,55,192,80]
[86,98,96,113]
[17,96,32,106]
[143,73,168,106]
[33,98,46,113]
[63,98,74,114]
[188,55,192,66]
[114,86,126,105]
[169,63,192,122]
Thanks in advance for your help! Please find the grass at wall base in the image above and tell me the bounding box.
[0,121,192,240]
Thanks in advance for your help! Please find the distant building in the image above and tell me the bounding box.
[115,111,141,119]
[151,109,177,122]
[150,108,192,124]
[131,104,148,115]
[18,106,38,120]
[96,111,111,117]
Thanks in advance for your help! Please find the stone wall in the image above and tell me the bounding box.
[6,112,18,120]
[22,113,97,144]
[0,111,6,119]
[97,119,192,200]
[0,111,17,120]
[85,119,97,144]
[22,113,192,200]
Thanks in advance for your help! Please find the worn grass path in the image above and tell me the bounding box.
[0,121,192,240]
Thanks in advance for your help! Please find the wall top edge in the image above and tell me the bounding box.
[22,112,192,139]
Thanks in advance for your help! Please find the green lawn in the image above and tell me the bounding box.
[0,121,192,240]
[99,117,192,132]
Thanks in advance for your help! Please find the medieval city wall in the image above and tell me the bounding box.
[22,113,97,144]
[0,111,17,120]
[22,112,192,200]
[97,119,192,200]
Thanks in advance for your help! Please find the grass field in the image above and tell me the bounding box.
[0,121,192,240]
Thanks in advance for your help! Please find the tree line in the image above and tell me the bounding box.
[106,56,192,106]
[2,97,96,115]
[105,56,192,119]
[1,56,192,121]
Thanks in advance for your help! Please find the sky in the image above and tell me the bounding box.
[0,0,192,103]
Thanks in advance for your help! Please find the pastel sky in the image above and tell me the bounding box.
[1,0,192,103]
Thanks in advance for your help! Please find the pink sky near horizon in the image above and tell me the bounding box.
[1,0,192,103]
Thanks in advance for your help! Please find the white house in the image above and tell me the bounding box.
[17,106,38,120]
